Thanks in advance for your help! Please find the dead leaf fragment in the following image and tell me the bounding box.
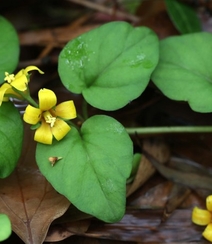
[127,138,170,196]
[45,219,91,242]
[0,125,70,244]
[143,151,212,191]
[162,183,191,222]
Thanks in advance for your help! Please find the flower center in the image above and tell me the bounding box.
[43,111,56,127]
[4,72,15,83]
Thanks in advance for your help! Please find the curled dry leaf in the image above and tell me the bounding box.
[45,219,91,242]
[0,125,70,244]
[168,157,212,176]
[45,205,92,242]
[127,138,170,196]
[167,157,212,204]
[130,181,173,209]
[143,151,212,191]
[162,183,191,222]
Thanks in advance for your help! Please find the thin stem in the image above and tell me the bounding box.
[77,113,85,122]
[12,86,38,108]
[126,126,212,135]
[24,95,38,107]
[82,99,88,120]
[66,120,80,130]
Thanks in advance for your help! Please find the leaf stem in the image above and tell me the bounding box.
[77,113,85,123]
[12,86,38,108]
[126,126,212,134]
[23,95,38,108]
[65,120,81,132]
[82,99,88,120]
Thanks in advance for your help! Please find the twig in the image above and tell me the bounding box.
[67,0,140,23]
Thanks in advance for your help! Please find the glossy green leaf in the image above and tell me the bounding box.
[151,32,212,113]
[0,214,11,241]
[165,0,201,34]
[0,16,19,82]
[0,102,23,178]
[36,115,133,222]
[127,153,141,184]
[58,21,159,111]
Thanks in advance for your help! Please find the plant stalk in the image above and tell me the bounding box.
[126,126,212,134]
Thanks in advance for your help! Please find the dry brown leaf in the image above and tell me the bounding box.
[144,150,212,191]
[129,181,202,212]
[0,125,70,244]
[45,219,91,242]
[127,138,170,196]
[130,181,173,209]
[162,183,191,222]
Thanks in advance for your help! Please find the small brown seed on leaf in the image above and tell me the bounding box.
[48,157,62,166]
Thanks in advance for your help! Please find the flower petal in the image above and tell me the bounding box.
[55,101,77,119]
[0,83,11,105]
[23,105,42,124]
[206,195,212,212]
[34,121,53,144]
[11,75,28,91]
[192,206,211,226]
[203,223,212,242]
[52,119,71,141]
[7,91,22,99]
[38,89,57,111]
[24,66,44,74]
[14,69,24,79]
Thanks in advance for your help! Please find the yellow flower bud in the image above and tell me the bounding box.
[207,195,212,212]
[192,207,211,226]
[203,223,212,242]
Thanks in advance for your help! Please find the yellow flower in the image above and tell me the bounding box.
[4,66,44,91]
[23,88,76,144]
[0,83,22,105]
[0,66,44,106]
[192,195,212,242]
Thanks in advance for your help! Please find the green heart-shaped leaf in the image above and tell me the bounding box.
[36,115,133,222]
[152,32,212,112]
[0,214,11,241]
[58,21,159,111]
[0,16,19,82]
[0,102,23,178]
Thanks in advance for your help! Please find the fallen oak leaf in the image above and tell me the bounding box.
[0,125,70,244]
[45,204,92,242]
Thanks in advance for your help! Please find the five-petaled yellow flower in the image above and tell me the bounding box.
[23,88,76,144]
[192,195,212,242]
[0,66,44,105]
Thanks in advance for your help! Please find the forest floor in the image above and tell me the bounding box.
[1,0,212,243]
